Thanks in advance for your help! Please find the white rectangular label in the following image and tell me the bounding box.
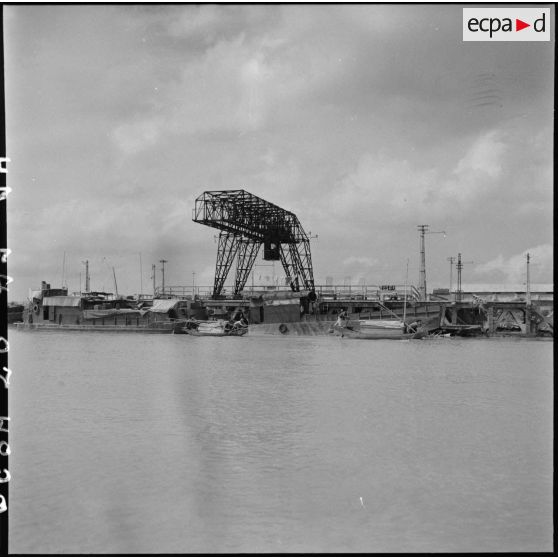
[463,8,551,41]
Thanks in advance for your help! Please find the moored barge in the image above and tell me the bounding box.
[16,281,196,333]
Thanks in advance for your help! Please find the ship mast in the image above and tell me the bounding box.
[112,267,118,297]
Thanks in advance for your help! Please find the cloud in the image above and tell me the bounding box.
[112,117,166,155]
[330,128,507,228]
[166,5,279,46]
[108,5,398,155]
[438,130,506,205]
[453,130,505,179]
[474,244,553,283]
[342,256,379,268]
[167,4,225,41]
[326,119,552,236]
[110,35,277,153]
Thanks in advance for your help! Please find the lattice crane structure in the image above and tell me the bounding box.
[193,190,315,298]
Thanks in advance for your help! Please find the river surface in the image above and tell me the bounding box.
[6,330,553,553]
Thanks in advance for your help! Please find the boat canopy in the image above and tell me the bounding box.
[83,309,149,320]
[42,296,82,307]
[150,299,182,313]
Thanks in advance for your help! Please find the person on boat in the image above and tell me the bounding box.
[232,312,248,329]
[185,318,199,331]
[335,309,349,328]
[234,317,248,329]
[308,289,317,315]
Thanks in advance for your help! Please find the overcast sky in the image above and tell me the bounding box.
[5,4,554,300]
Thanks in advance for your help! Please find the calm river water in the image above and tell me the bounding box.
[7,330,553,553]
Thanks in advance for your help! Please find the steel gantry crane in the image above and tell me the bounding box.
[193,190,315,298]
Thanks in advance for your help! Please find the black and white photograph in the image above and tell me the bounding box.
[2,3,554,554]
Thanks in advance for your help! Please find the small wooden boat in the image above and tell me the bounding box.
[184,319,248,337]
[332,319,426,340]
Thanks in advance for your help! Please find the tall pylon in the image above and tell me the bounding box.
[417,224,446,301]
[82,260,90,293]
[159,260,168,295]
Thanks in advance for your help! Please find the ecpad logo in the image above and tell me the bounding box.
[468,14,545,37]
[463,8,550,41]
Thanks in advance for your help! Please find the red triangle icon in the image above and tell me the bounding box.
[516,19,530,31]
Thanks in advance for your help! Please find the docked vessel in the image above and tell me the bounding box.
[16,281,191,334]
[184,319,248,337]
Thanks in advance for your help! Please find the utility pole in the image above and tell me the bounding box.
[139,252,143,295]
[447,256,456,292]
[417,225,446,301]
[160,259,168,295]
[82,260,90,293]
[526,253,531,306]
[192,271,196,298]
[418,225,428,301]
[151,264,156,297]
[455,253,474,302]
[112,267,118,297]
[456,253,463,301]
[62,251,67,289]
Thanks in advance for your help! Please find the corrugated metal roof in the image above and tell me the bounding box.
[43,296,82,307]
[150,299,181,313]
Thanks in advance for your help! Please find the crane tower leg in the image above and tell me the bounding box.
[214,232,242,298]
[234,239,260,297]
